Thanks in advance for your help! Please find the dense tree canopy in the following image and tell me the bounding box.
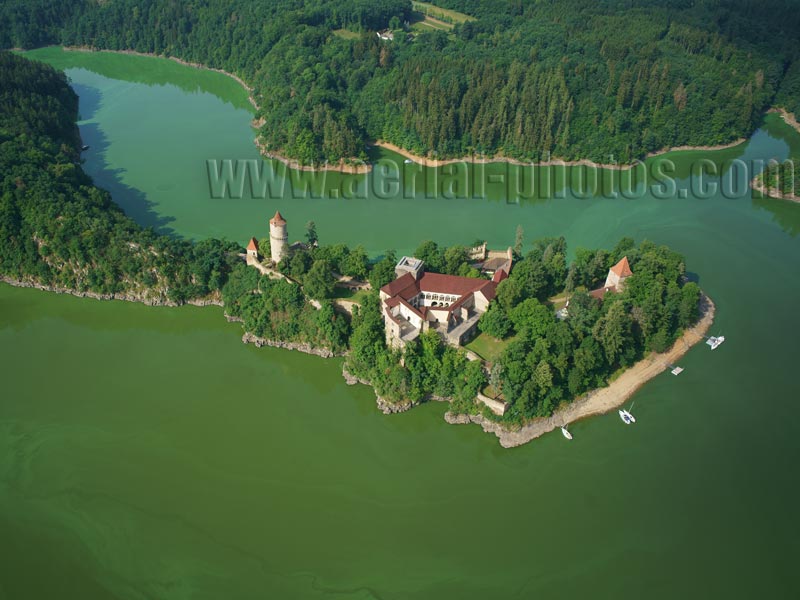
[2,0,798,163]
[0,51,240,302]
[478,239,701,422]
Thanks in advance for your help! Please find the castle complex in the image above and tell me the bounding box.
[380,256,509,348]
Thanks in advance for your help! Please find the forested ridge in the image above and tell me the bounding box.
[2,0,799,164]
[0,51,241,302]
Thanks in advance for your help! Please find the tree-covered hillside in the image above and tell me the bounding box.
[0,51,240,302]
[2,0,798,163]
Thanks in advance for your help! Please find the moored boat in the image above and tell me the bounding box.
[619,404,636,424]
[561,425,573,440]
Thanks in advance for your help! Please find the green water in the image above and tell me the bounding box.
[2,47,799,598]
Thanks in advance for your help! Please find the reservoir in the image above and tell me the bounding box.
[1,47,799,599]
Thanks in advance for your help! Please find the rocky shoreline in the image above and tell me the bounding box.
[341,365,455,414]
[0,276,222,307]
[241,332,342,358]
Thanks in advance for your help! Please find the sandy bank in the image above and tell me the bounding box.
[769,107,800,136]
[448,294,716,448]
[750,176,800,203]
[748,108,800,203]
[373,138,746,172]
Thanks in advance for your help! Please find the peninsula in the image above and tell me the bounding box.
[0,51,715,446]
[234,211,711,443]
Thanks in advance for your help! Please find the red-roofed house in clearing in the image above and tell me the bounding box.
[379,256,500,347]
[590,256,633,300]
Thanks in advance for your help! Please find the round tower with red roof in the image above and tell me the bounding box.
[269,211,288,264]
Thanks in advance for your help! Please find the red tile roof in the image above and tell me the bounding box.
[381,271,497,312]
[610,256,632,278]
[380,272,417,298]
[246,237,259,252]
[492,268,508,283]
[590,286,616,300]
[417,272,495,297]
[481,285,497,302]
[270,211,286,226]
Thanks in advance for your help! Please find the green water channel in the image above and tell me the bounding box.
[1,46,798,599]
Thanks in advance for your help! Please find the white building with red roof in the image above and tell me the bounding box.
[590,256,634,300]
[380,256,501,347]
[246,237,259,260]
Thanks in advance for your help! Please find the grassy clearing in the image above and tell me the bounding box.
[465,332,513,363]
[412,1,475,24]
[332,28,361,40]
[332,286,370,304]
[410,18,450,33]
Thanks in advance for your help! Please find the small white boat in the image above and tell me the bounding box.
[561,425,573,440]
[619,409,635,425]
[706,335,725,350]
[404,159,414,164]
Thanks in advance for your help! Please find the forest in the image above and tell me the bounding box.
[0,51,243,303]
[1,0,799,164]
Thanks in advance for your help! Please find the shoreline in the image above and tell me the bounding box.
[0,276,222,307]
[769,107,800,136]
[58,46,747,174]
[241,332,343,358]
[750,175,800,203]
[447,293,716,448]
[62,46,371,174]
[254,137,372,175]
[747,108,800,203]
[372,138,746,172]
[1,275,717,448]
[62,46,259,111]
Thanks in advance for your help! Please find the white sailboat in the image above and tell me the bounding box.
[619,402,636,425]
[561,425,573,440]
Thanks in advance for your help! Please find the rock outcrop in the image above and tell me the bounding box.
[241,332,342,358]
